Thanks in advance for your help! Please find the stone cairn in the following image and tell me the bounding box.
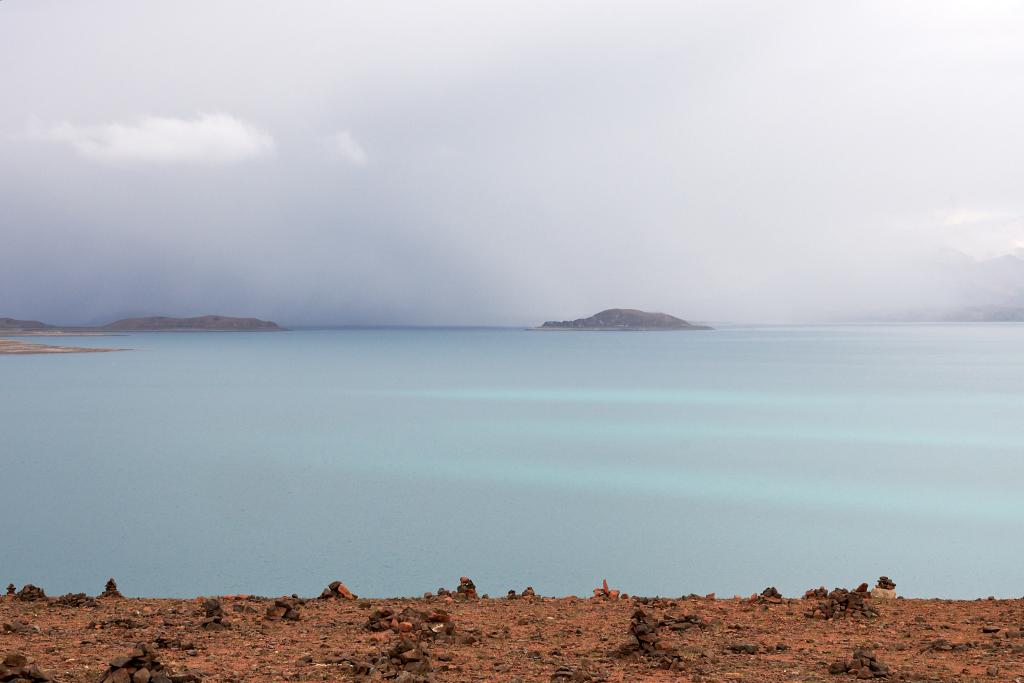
[806,587,879,620]
[593,579,621,600]
[629,609,662,654]
[455,576,477,600]
[371,637,432,681]
[750,586,783,604]
[101,578,123,598]
[507,586,537,599]
[13,586,45,602]
[4,584,14,597]
[804,586,829,599]
[828,646,891,678]
[265,596,303,622]
[365,606,455,640]
[0,652,52,683]
[98,643,200,683]
[626,610,682,670]
[200,598,227,631]
[319,580,357,600]
[871,576,896,600]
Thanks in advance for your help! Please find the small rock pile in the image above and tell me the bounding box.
[872,577,896,600]
[13,586,45,602]
[625,610,683,670]
[455,576,477,600]
[828,647,891,678]
[0,652,52,682]
[508,586,537,599]
[593,579,621,600]
[751,586,783,604]
[344,639,432,681]
[3,620,37,635]
[806,588,880,620]
[53,592,98,608]
[365,606,455,639]
[101,579,122,598]
[804,586,829,599]
[551,665,594,681]
[201,598,227,631]
[319,580,356,600]
[265,596,302,621]
[4,585,14,597]
[628,609,662,654]
[661,613,708,633]
[98,643,200,683]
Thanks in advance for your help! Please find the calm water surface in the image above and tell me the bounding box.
[2,325,1022,598]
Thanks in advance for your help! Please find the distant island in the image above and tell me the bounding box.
[538,308,712,331]
[1,314,283,334]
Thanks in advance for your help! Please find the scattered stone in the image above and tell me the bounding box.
[98,643,200,683]
[593,579,620,600]
[13,585,45,602]
[455,577,477,600]
[319,580,357,600]
[827,646,890,678]
[264,596,302,622]
[806,588,880,620]
[101,578,122,598]
[200,598,227,630]
[0,652,52,682]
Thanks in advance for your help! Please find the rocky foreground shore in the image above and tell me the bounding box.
[3,578,1023,682]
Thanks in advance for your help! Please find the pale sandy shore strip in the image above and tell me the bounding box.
[0,339,125,355]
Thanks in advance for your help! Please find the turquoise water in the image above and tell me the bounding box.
[2,325,1022,598]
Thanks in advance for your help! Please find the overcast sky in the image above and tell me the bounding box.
[3,0,1024,325]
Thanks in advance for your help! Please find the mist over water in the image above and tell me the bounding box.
[3,326,1022,598]
[5,2,1024,325]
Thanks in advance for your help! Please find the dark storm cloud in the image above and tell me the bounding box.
[3,0,1024,325]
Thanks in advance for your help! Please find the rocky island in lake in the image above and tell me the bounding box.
[539,308,711,331]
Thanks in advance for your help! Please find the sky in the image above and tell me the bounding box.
[3,0,1024,325]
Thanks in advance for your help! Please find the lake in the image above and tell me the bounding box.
[2,325,1022,599]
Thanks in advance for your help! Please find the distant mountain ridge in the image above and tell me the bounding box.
[102,315,281,331]
[539,308,711,330]
[0,318,54,331]
[0,315,282,332]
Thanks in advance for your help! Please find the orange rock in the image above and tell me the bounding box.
[602,579,609,593]
[336,583,356,600]
[608,590,620,599]
[398,621,413,632]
